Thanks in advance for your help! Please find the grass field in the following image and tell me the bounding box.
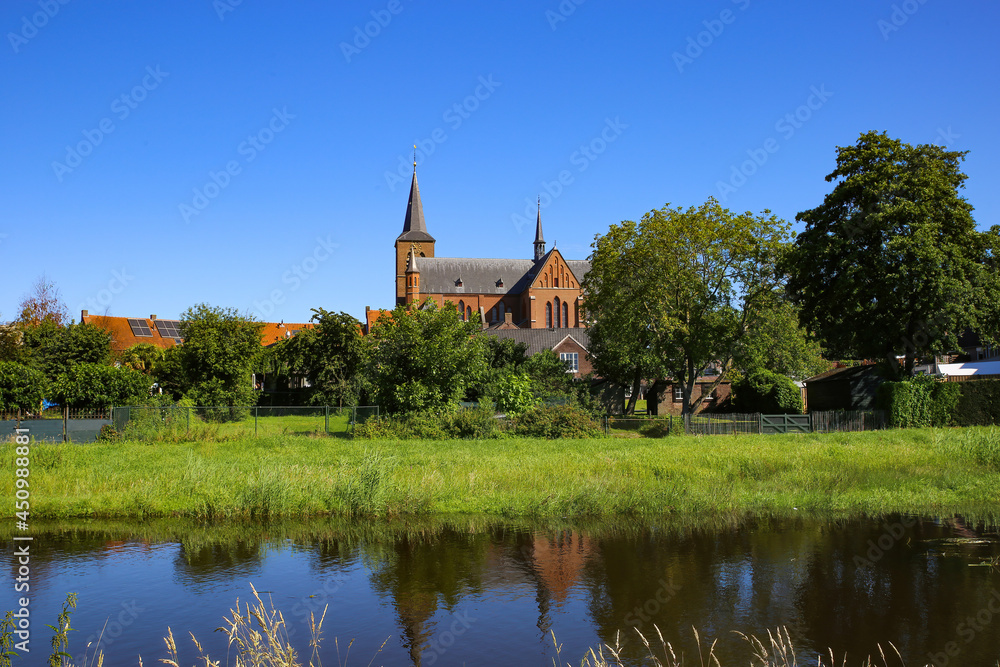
[4,427,1000,520]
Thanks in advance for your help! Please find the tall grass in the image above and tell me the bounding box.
[4,427,1000,520]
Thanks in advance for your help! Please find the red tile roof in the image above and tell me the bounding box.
[81,311,314,350]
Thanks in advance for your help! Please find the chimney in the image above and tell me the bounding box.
[81,310,89,318]
[504,312,513,324]
[150,314,157,320]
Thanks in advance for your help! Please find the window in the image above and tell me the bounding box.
[701,385,714,401]
[560,352,579,373]
[499,301,505,320]
[673,386,684,402]
[491,306,498,322]
[466,306,473,321]
[562,301,569,329]
[554,297,561,327]
[546,302,552,328]
[459,300,465,320]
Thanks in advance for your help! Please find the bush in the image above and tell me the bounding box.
[96,424,121,442]
[877,376,959,427]
[638,419,672,438]
[51,363,150,410]
[353,406,503,440]
[509,404,602,439]
[732,370,802,414]
[952,379,1000,426]
[0,361,47,413]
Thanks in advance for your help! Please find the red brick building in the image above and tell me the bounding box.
[394,168,590,328]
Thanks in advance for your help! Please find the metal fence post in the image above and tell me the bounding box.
[254,406,258,437]
[758,413,763,434]
[187,407,191,433]
[16,409,20,430]
[325,406,330,434]
[63,404,68,443]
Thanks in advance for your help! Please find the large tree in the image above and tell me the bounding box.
[732,295,830,382]
[366,301,487,414]
[279,308,365,407]
[785,131,1000,377]
[176,304,263,408]
[583,199,790,415]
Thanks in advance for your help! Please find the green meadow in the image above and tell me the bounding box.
[4,427,1000,520]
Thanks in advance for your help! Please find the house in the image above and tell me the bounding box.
[483,327,592,379]
[647,374,733,416]
[80,311,314,352]
[393,166,590,328]
[803,364,884,411]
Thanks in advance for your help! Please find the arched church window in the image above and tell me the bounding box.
[563,301,569,329]
[459,300,465,320]
[554,297,561,328]
[546,302,552,328]
[491,307,498,322]
[467,306,473,321]
[499,302,505,320]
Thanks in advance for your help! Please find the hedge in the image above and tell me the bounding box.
[732,370,803,414]
[951,379,1000,427]
[876,378,960,427]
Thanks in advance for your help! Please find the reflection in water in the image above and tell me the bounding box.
[3,515,999,666]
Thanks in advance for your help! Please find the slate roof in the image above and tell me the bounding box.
[417,252,591,296]
[804,364,878,384]
[396,170,435,243]
[483,327,590,356]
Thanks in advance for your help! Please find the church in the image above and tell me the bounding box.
[393,167,590,329]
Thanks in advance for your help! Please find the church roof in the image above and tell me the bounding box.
[397,169,435,243]
[483,327,590,356]
[416,255,591,295]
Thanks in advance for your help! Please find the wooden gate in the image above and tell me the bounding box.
[760,414,811,434]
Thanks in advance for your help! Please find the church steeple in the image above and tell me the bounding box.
[533,198,546,261]
[395,159,435,305]
[397,164,434,243]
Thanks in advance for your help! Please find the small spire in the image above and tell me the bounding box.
[413,144,417,171]
[533,198,546,261]
[406,248,420,273]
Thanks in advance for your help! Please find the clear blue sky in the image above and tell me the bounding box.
[2,0,998,324]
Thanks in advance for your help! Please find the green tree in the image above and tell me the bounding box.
[116,343,165,375]
[176,304,263,408]
[583,199,790,415]
[0,361,48,413]
[280,309,365,406]
[521,349,576,401]
[733,296,830,382]
[367,301,487,414]
[51,363,150,410]
[785,131,1000,378]
[20,321,111,379]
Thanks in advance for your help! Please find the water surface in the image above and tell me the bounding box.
[4,515,1000,666]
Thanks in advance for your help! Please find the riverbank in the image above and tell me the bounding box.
[4,427,1000,519]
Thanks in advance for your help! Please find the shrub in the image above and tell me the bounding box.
[0,361,47,413]
[951,379,1000,427]
[509,404,602,439]
[732,370,802,414]
[51,363,150,410]
[353,407,503,440]
[96,424,121,442]
[638,419,672,438]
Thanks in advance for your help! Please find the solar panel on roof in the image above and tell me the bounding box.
[127,319,153,337]
[154,319,182,340]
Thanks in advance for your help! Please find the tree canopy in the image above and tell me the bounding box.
[367,301,487,414]
[279,308,365,407]
[175,304,263,406]
[785,131,1000,377]
[583,198,790,414]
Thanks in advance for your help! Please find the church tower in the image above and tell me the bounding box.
[395,164,435,304]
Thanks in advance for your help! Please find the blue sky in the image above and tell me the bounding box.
[2,0,998,324]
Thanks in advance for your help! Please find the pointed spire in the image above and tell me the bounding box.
[397,162,435,242]
[406,248,420,273]
[533,197,546,261]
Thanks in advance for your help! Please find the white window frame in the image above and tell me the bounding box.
[673,386,684,402]
[559,352,579,373]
